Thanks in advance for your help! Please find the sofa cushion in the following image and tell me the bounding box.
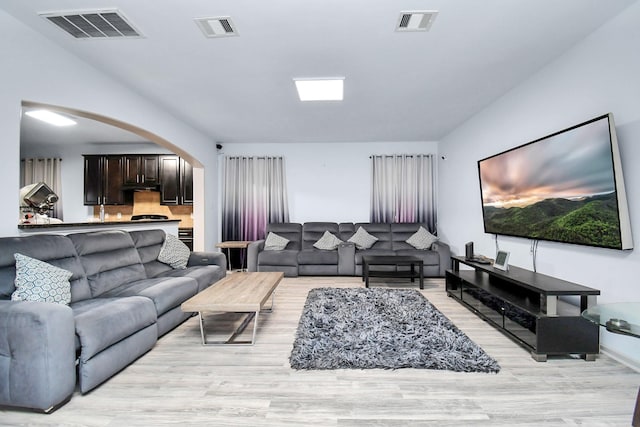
[71,296,157,361]
[11,253,72,305]
[258,249,299,267]
[313,231,343,250]
[264,232,290,251]
[354,249,395,265]
[348,227,379,250]
[394,249,441,266]
[298,249,339,265]
[129,229,173,278]
[406,226,439,250]
[68,231,147,298]
[0,234,91,303]
[265,223,302,251]
[157,233,190,269]
[101,276,198,316]
[154,265,224,292]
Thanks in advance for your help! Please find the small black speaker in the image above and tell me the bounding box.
[465,242,474,260]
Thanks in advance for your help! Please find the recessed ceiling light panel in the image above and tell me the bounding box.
[40,9,143,39]
[396,11,438,32]
[25,110,77,127]
[195,17,238,38]
[294,78,344,102]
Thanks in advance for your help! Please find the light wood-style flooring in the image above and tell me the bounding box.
[2,276,639,426]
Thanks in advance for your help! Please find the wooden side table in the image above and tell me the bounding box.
[216,241,252,271]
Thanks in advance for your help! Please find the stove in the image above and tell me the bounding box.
[130,214,168,221]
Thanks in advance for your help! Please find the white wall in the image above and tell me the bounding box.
[1,10,219,250]
[439,3,640,366]
[219,141,438,224]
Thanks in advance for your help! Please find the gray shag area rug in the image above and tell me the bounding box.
[290,287,500,373]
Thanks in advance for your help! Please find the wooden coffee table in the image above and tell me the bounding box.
[181,272,283,345]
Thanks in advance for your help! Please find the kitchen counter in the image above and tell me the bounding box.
[18,219,181,235]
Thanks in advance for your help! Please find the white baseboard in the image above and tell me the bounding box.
[601,345,640,373]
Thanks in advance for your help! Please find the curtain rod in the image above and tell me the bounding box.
[226,156,283,159]
[368,154,433,158]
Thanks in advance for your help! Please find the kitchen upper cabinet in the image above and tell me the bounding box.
[123,155,158,186]
[180,157,193,205]
[83,155,126,205]
[159,155,193,205]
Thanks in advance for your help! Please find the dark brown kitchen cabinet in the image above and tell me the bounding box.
[83,155,126,205]
[159,155,193,205]
[123,155,158,186]
[180,157,193,205]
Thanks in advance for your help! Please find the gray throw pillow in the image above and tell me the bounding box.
[406,226,439,250]
[158,233,191,269]
[264,232,290,251]
[313,230,343,250]
[348,227,379,250]
[11,253,72,305]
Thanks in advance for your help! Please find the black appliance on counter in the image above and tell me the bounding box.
[130,214,169,220]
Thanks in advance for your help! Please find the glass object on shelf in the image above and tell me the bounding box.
[582,302,640,338]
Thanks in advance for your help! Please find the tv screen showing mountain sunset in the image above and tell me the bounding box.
[478,115,629,249]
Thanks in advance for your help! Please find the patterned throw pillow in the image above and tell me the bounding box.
[313,231,343,250]
[406,226,439,250]
[348,227,379,250]
[157,233,191,269]
[264,232,290,251]
[11,253,72,305]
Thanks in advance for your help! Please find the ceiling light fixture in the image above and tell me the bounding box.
[396,11,438,32]
[25,110,77,127]
[195,17,238,38]
[294,78,344,101]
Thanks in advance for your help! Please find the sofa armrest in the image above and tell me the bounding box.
[0,301,76,412]
[247,240,265,272]
[338,242,356,275]
[187,251,226,271]
[432,241,451,276]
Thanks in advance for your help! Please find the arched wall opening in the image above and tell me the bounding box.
[20,100,206,250]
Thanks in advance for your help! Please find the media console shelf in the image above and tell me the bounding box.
[446,255,600,362]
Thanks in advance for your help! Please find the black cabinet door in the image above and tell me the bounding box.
[124,155,159,185]
[103,155,125,205]
[123,155,140,185]
[159,155,180,205]
[84,155,102,205]
[141,155,159,184]
[84,155,125,205]
[180,158,193,205]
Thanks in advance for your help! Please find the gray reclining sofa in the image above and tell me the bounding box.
[247,222,450,277]
[0,229,226,412]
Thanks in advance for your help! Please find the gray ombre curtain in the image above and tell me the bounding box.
[222,156,290,241]
[20,158,64,220]
[370,154,437,232]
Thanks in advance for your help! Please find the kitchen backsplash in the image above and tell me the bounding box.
[93,191,193,227]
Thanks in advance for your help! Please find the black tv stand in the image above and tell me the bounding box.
[446,255,600,362]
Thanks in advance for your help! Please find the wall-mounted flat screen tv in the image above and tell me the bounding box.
[478,113,633,250]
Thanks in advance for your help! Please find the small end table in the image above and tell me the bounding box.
[582,302,640,426]
[216,241,252,271]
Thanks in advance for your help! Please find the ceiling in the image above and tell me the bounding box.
[3,1,636,147]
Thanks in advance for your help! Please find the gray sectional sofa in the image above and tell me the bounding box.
[247,222,450,277]
[0,229,226,412]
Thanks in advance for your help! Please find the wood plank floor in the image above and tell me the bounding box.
[2,276,639,426]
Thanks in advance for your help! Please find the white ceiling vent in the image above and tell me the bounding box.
[396,11,438,32]
[195,17,238,38]
[40,9,142,39]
